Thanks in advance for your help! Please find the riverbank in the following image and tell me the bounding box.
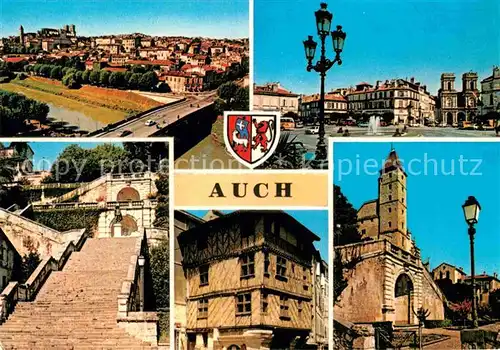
[0,77,163,125]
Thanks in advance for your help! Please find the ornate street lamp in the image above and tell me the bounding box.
[138,255,145,312]
[303,2,346,165]
[462,196,481,328]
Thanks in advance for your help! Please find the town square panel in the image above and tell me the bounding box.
[254,0,499,167]
[0,140,171,348]
[332,140,500,349]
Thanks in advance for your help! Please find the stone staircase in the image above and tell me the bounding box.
[0,237,157,349]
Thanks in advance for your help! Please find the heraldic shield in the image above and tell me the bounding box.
[224,111,280,168]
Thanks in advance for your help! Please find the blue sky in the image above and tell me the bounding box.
[4,141,121,171]
[0,0,248,38]
[189,210,329,261]
[333,141,500,275]
[255,0,499,95]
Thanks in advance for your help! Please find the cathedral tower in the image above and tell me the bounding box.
[19,25,24,47]
[378,149,411,251]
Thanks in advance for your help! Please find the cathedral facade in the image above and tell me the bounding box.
[335,149,445,326]
[437,72,480,125]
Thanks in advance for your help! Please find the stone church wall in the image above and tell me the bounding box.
[335,256,385,323]
[421,268,445,320]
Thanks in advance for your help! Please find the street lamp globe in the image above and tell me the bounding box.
[332,25,346,53]
[315,3,333,35]
[303,36,317,62]
[462,196,481,225]
[138,255,145,267]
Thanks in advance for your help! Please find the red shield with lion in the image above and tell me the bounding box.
[224,112,280,168]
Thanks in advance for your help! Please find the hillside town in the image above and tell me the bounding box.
[254,66,500,132]
[1,24,249,93]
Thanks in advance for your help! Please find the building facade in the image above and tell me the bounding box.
[335,149,445,326]
[253,83,299,115]
[480,66,500,115]
[463,273,500,307]
[0,228,19,292]
[299,93,348,124]
[176,210,325,350]
[437,72,480,125]
[432,262,466,284]
[345,79,436,125]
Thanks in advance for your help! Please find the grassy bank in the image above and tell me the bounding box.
[1,77,162,124]
[175,117,243,169]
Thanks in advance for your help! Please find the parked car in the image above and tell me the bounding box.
[119,130,132,137]
[306,126,320,135]
[144,120,155,126]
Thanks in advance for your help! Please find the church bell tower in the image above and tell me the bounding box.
[378,148,411,251]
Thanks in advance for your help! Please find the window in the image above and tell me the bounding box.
[264,252,270,276]
[440,272,444,279]
[261,293,268,313]
[446,271,450,279]
[276,257,287,279]
[197,298,208,319]
[199,265,209,286]
[389,208,392,213]
[389,195,392,201]
[362,229,366,235]
[280,295,290,319]
[298,300,303,313]
[388,221,392,228]
[241,253,255,278]
[236,293,251,315]
[389,184,392,190]
[303,267,307,281]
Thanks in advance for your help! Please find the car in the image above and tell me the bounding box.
[306,126,320,135]
[144,120,155,126]
[119,130,132,137]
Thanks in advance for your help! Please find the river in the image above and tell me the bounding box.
[46,103,105,132]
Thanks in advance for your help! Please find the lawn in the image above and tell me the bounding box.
[1,77,162,124]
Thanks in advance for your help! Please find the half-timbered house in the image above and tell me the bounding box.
[176,210,323,350]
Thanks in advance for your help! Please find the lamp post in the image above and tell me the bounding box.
[303,2,346,165]
[462,196,481,328]
[138,255,145,312]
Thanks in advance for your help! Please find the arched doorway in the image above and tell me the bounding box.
[446,112,453,125]
[117,187,140,202]
[394,273,414,325]
[111,214,138,237]
[227,345,241,350]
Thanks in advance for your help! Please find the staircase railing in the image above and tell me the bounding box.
[0,228,87,324]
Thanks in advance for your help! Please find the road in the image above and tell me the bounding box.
[95,91,217,138]
[288,125,498,151]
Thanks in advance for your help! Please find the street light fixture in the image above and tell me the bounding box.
[303,2,346,165]
[138,255,145,312]
[462,195,481,328]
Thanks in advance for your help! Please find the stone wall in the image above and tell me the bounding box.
[0,208,65,258]
[421,268,445,320]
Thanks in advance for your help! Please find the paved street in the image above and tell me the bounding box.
[96,91,217,138]
[288,125,498,151]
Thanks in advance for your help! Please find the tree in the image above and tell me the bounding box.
[334,185,362,246]
[449,299,472,326]
[99,70,111,86]
[260,133,307,169]
[382,111,395,125]
[89,70,100,85]
[62,72,79,89]
[20,251,41,283]
[138,71,158,91]
[128,73,141,90]
[489,289,500,318]
[214,82,249,115]
[40,64,52,77]
[109,71,126,89]
[81,69,91,84]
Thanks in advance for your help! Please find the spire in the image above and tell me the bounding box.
[381,148,405,175]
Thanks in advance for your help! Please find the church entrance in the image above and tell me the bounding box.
[446,112,453,125]
[394,274,414,325]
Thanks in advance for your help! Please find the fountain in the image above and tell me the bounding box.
[366,115,381,135]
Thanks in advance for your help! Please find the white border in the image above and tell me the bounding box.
[328,135,500,349]
[223,110,281,169]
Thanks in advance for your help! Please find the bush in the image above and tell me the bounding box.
[33,208,103,235]
[424,319,452,328]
